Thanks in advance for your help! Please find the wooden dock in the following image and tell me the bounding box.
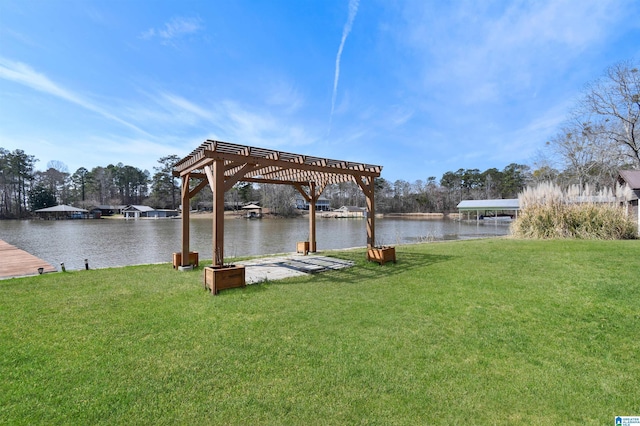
[0,240,57,279]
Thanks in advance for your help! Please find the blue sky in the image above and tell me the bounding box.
[1,0,639,183]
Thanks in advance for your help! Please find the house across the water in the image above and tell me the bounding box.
[295,195,331,211]
[123,205,179,219]
[95,205,127,216]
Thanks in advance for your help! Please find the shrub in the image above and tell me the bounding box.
[512,183,638,240]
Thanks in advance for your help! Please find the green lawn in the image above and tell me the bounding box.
[1,239,638,425]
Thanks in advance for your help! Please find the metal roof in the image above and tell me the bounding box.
[123,205,155,212]
[35,204,89,213]
[618,170,640,190]
[457,199,520,211]
[241,203,262,210]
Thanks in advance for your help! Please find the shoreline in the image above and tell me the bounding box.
[3,211,462,221]
[184,211,461,220]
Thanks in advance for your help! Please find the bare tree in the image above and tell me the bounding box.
[581,60,640,167]
[259,184,297,217]
[546,119,617,187]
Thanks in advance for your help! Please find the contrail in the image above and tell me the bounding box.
[329,0,359,133]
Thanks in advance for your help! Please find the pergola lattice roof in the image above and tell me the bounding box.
[173,140,382,186]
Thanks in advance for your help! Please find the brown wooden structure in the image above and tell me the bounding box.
[172,140,382,268]
[0,239,57,278]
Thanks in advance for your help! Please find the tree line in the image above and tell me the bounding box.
[0,151,181,218]
[0,144,531,218]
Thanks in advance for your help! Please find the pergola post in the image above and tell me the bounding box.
[210,160,225,267]
[366,177,375,249]
[356,176,376,249]
[309,181,317,252]
[180,173,191,266]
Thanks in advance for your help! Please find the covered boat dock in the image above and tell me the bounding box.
[457,199,520,221]
[34,204,90,219]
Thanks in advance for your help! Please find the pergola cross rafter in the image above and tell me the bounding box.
[173,140,382,267]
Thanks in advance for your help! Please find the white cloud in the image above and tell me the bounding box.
[160,92,217,121]
[122,89,319,151]
[0,57,149,135]
[265,81,304,114]
[0,57,86,105]
[1,27,39,48]
[220,101,318,148]
[141,16,203,45]
[91,134,180,159]
[401,0,630,104]
[387,105,415,127]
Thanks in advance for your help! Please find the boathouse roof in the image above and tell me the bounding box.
[35,204,89,213]
[457,199,520,211]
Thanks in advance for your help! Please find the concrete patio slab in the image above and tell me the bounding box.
[242,254,354,284]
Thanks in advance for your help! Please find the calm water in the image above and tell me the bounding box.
[0,217,510,271]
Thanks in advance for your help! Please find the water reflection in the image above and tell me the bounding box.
[0,217,510,271]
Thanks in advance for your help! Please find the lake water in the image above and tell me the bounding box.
[0,217,510,271]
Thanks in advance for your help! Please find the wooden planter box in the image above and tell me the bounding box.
[204,265,246,295]
[296,241,316,255]
[367,246,396,265]
[173,251,199,268]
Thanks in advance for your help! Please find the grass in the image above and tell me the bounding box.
[1,239,639,425]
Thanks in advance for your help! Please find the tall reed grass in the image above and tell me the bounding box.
[512,182,638,239]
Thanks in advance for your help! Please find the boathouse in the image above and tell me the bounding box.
[330,206,366,218]
[34,204,90,220]
[457,199,520,221]
[95,205,126,216]
[242,203,263,219]
[123,205,179,219]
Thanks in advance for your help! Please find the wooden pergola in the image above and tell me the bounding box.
[172,140,382,267]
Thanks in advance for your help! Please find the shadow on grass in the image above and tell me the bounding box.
[240,249,458,293]
[316,250,456,284]
[193,248,457,296]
